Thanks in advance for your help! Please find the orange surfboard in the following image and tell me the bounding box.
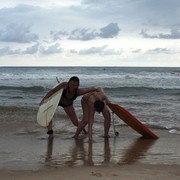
[107,103,158,139]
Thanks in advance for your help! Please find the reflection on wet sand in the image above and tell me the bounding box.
[119,139,156,165]
[45,137,54,162]
[45,137,156,167]
[66,138,92,166]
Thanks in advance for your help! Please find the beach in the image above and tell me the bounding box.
[0,67,180,179]
[0,107,179,180]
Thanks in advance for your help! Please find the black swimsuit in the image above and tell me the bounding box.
[59,88,78,108]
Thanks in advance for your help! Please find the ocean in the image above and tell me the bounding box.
[0,66,180,135]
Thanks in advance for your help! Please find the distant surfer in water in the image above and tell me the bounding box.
[39,76,98,136]
[74,87,111,142]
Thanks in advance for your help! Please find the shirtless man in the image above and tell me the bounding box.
[74,87,111,141]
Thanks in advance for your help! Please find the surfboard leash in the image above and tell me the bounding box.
[56,77,60,83]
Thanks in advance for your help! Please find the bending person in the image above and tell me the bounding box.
[74,87,111,141]
[39,76,97,136]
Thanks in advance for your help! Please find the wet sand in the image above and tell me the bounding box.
[0,106,180,179]
[1,164,179,180]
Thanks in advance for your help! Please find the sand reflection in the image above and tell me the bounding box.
[45,137,156,167]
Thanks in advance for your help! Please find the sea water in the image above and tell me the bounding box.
[0,67,179,134]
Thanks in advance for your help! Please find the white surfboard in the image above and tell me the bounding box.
[37,85,63,127]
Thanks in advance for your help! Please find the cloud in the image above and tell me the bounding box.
[78,45,120,55]
[52,23,120,41]
[140,28,180,39]
[0,4,43,24]
[24,42,64,55]
[23,43,39,54]
[69,28,96,41]
[0,23,39,43]
[146,48,170,54]
[0,1,179,67]
[0,46,21,56]
[131,49,141,53]
[82,0,180,28]
[79,45,108,55]
[99,23,120,38]
[39,43,63,55]
[50,30,68,40]
[0,42,63,56]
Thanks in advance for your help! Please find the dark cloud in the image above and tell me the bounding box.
[99,23,120,38]
[140,28,180,39]
[0,23,39,43]
[52,23,120,41]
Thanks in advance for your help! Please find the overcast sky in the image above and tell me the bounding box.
[0,0,180,67]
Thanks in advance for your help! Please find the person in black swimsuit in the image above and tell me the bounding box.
[40,76,98,136]
[59,83,78,108]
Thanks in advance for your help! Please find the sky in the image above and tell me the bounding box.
[0,0,180,67]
